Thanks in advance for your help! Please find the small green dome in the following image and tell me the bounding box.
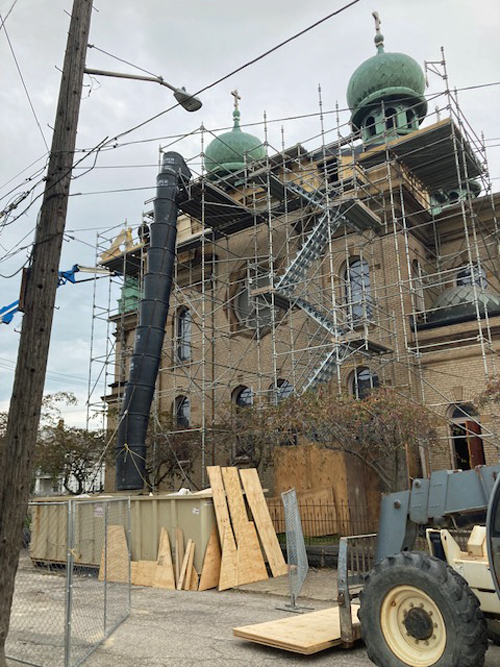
[205,108,265,177]
[429,286,500,323]
[347,32,427,131]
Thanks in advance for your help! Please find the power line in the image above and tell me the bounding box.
[1,15,49,152]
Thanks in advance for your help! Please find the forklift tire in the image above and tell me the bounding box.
[487,619,500,645]
[359,551,488,667]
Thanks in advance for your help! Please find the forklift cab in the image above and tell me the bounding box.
[487,474,500,599]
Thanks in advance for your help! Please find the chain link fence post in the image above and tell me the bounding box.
[278,488,313,613]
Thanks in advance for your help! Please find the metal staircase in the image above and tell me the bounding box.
[263,177,383,392]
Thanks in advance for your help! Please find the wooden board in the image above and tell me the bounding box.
[132,560,156,587]
[177,539,193,591]
[239,468,287,577]
[199,525,222,591]
[233,605,361,655]
[153,528,175,589]
[189,565,199,591]
[98,525,129,583]
[236,521,268,586]
[175,528,184,584]
[183,541,195,591]
[207,466,235,549]
[221,466,248,545]
[218,529,238,591]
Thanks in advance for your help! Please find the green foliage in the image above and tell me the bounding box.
[215,386,437,492]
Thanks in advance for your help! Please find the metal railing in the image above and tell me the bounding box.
[267,499,378,543]
[7,497,131,667]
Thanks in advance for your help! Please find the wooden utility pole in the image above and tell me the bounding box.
[0,1,93,663]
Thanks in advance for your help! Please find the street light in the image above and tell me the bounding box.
[84,67,202,111]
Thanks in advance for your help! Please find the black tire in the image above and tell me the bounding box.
[359,551,488,667]
[487,618,500,646]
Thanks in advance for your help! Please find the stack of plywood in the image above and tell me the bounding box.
[99,466,287,593]
[206,466,288,591]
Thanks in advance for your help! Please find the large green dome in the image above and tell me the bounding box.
[205,107,265,177]
[347,31,427,131]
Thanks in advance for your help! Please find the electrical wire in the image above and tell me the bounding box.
[1,15,49,152]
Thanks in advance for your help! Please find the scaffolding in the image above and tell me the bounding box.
[87,62,500,487]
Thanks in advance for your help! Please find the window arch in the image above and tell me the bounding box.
[174,395,190,428]
[411,260,426,314]
[270,379,293,403]
[385,107,397,130]
[233,385,253,408]
[365,115,376,137]
[449,403,485,470]
[176,307,191,361]
[350,367,379,400]
[456,263,486,288]
[344,258,372,322]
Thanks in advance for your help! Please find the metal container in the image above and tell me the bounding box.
[30,492,215,573]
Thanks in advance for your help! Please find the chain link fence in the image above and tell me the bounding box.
[282,489,308,608]
[7,497,131,667]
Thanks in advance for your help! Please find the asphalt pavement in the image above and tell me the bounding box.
[80,569,499,667]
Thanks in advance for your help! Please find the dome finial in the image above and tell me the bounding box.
[372,10,384,52]
[231,89,241,129]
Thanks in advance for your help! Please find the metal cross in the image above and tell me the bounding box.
[231,89,241,111]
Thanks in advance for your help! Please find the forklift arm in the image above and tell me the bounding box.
[376,465,500,563]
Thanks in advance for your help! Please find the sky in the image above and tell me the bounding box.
[1,0,499,427]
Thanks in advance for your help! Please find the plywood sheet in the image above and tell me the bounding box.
[199,525,221,591]
[221,466,248,545]
[207,466,234,548]
[237,521,268,586]
[175,528,184,584]
[239,468,287,577]
[183,541,195,591]
[219,530,238,591]
[177,539,193,591]
[98,525,129,583]
[233,606,360,655]
[189,565,199,591]
[132,560,156,587]
[153,528,175,589]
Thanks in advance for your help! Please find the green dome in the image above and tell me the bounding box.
[347,33,427,131]
[429,286,500,323]
[205,108,265,177]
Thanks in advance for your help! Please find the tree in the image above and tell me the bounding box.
[216,386,437,493]
[35,423,105,495]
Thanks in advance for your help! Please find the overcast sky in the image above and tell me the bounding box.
[1,0,499,427]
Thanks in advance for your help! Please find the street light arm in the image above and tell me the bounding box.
[83,67,202,111]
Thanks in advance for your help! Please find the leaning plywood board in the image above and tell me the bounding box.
[199,525,222,591]
[219,530,238,591]
[153,527,175,589]
[175,528,184,584]
[233,605,361,655]
[236,521,268,586]
[207,466,235,549]
[221,466,248,545]
[98,525,129,583]
[239,468,287,577]
[177,539,194,591]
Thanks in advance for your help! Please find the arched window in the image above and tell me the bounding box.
[273,379,293,403]
[450,403,485,470]
[174,396,190,428]
[365,116,376,137]
[233,385,253,408]
[344,258,372,322]
[351,367,379,400]
[456,263,486,289]
[176,307,191,361]
[385,107,397,130]
[406,110,415,130]
[411,260,426,314]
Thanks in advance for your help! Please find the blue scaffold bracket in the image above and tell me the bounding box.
[0,300,20,325]
[1,264,108,326]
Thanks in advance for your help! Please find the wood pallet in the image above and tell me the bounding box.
[233,605,361,654]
